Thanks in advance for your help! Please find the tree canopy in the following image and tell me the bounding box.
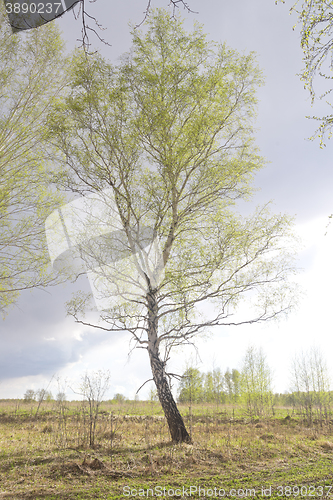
[0,5,66,314]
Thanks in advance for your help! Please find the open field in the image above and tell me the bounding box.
[1,401,333,499]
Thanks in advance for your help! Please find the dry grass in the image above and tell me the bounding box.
[0,401,333,498]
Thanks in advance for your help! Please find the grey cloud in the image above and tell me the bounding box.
[0,277,119,380]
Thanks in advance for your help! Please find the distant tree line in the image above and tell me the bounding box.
[177,346,333,423]
[21,346,332,426]
[178,367,241,405]
[177,346,272,416]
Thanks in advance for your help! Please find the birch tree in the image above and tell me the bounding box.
[240,346,273,417]
[47,10,298,442]
[290,347,331,423]
[178,367,203,404]
[76,370,111,447]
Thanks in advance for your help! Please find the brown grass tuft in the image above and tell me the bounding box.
[319,440,333,450]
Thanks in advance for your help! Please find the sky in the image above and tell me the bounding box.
[1,0,333,400]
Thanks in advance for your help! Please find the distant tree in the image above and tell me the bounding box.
[204,371,215,403]
[224,368,241,403]
[113,393,127,404]
[34,388,48,417]
[36,388,47,402]
[290,347,331,424]
[240,346,273,417]
[45,391,53,402]
[76,370,111,447]
[24,389,35,402]
[178,367,204,404]
[149,387,159,402]
[212,367,226,404]
[231,369,241,402]
[224,368,233,401]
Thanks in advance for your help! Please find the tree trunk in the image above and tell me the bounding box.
[148,348,192,443]
[146,286,191,443]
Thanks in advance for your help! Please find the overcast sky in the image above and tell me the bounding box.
[1,0,333,400]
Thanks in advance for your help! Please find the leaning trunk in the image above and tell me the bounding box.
[148,347,191,443]
[146,287,191,443]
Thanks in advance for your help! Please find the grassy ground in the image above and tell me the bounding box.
[0,401,333,499]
